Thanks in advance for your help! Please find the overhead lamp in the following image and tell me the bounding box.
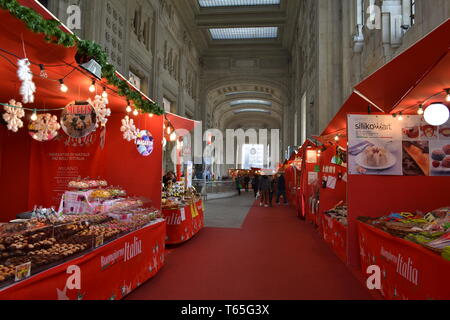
[89,80,96,93]
[59,79,68,93]
[424,103,450,126]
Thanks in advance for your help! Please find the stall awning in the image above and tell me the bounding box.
[354,19,450,113]
[165,112,201,135]
[0,0,155,114]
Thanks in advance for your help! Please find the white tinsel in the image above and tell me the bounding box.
[2,99,25,132]
[17,59,36,104]
[32,113,61,141]
[120,116,138,141]
[89,95,111,128]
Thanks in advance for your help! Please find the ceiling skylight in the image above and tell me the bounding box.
[230,99,272,106]
[233,109,271,114]
[199,0,280,7]
[210,27,278,40]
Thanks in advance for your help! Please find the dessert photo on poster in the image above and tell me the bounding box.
[348,114,450,176]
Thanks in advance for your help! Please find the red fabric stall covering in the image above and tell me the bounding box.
[297,140,320,224]
[284,163,297,205]
[321,214,347,263]
[0,220,166,300]
[162,199,204,245]
[0,126,31,221]
[354,19,450,113]
[358,222,450,300]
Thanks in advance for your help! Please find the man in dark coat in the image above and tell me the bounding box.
[276,173,288,205]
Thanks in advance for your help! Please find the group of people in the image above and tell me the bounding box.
[235,173,288,208]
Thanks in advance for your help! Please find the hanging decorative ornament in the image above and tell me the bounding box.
[60,101,97,138]
[17,59,36,104]
[89,95,111,128]
[29,113,60,142]
[120,116,138,142]
[2,99,25,132]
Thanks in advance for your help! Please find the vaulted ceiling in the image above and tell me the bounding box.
[176,0,299,54]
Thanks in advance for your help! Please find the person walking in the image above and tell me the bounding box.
[276,173,288,205]
[251,174,260,198]
[269,175,277,207]
[259,175,270,207]
[235,175,242,196]
[244,175,250,192]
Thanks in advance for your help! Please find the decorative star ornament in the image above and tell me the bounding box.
[2,99,25,132]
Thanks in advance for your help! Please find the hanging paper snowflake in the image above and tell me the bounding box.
[17,59,36,104]
[2,99,25,132]
[120,116,138,141]
[30,113,61,142]
[89,95,111,128]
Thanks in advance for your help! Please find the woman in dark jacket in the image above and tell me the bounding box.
[259,175,270,207]
[251,174,260,198]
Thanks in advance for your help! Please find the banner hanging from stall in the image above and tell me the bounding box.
[347,115,450,176]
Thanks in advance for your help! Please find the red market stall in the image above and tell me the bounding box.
[306,19,450,300]
[0,1,168,299]
[161,113,205,245]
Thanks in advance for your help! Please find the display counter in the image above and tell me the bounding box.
[0,219,166,300]
[321,213,347,263]
[358,221,450,300]
[162,199,204,245]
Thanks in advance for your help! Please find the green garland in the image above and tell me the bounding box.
[0,0,164,115]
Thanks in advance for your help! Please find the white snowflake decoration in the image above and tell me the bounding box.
[32,113,61,141]
[17,59,36,104]
[3,99,25,132]
[120,116,138,141]
[89,95,111,128]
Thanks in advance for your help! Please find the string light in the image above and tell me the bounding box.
[148,113,154,118]
[424,103,450,126]
[39,64,47,78]
[170,132,177,141]
[417,105,424,115]
[398,112,404,121]
[334,135,339,141]
[133,109,139,116]
[126,101,132,113]
[89,80,96,93]
[59,79,68,93]
[445,89,450,102]
[102,87,108,98]
[30,109,37,121]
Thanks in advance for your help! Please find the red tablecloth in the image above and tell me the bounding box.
[358,221,450,300]
[0,220,166,300]
[162,199,204,245]
[321,214,347,263]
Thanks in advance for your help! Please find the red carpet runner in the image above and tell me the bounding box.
[126,202,373,300]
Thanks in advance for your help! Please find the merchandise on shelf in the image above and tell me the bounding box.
[359,206,450,260]
[161,182,200,209]
[0,180,162,288]
[324,205,348,226]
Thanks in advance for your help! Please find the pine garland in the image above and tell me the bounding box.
[0,0,164,115]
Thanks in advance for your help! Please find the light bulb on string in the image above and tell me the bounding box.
[398,112,404,121]
[417,105,424,115]
[334,135,339,142]
[126,101,132,113]
[59,79,68,93]
[170,132,177,141]
[39,64,48,78]
[148,113,154,118]
[30,110,38,121]
[445,89,450,102]
[89,80,96,93]
[102,87,108,98]
[133,109,139,116]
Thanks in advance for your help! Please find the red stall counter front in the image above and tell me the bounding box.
[358,221,450,300]
[162,199,204,245]
[0,220,166,300]
[321,213,347,263]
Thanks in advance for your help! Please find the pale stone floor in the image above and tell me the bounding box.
[204,191,255,229]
